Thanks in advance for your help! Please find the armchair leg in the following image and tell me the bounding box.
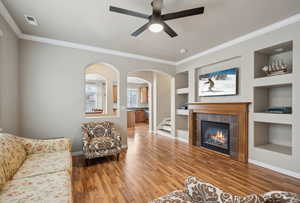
[85,158,90,166]
[116,153,120,161]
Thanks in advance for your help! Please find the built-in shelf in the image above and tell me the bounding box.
[253,73,292,87]
[176,109,189,116]
[254,41,293,79]
[254,122,292,156]
[176,88,189,95]
[254,84,292,113]
[255,144,292,156]
[253,113,292,125]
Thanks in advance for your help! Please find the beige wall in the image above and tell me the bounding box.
[177,21,300,174]
[0,15,19,135]
[19,40,175,151]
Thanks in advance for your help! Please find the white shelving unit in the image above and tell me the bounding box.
[253,41,293,157]
[253,113,292,125]
[175,71,190,142]
[253,73,292,87]
[176,109,189,116]
[176,88,189,94]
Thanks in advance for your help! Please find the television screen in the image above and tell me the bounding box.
[198,68,238,97]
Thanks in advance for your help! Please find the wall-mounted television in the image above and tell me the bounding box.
[198,68,238,97]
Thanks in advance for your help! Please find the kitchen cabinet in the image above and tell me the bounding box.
[113,85,118,103]
[140,87,148,104]
[135,110,145,123]
[127,111,135,128]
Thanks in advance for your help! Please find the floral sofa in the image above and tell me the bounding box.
[150,176,300,203]
[0,133,73,203]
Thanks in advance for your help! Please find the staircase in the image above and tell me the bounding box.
[156,117,172,137]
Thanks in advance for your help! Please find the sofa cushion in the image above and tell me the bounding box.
[149,190,193,203]
[0,133,26,181]
[0,171,72,203]
[13,151,72,179]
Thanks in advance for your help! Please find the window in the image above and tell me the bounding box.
[85,83,98,112]
[127,88,138,107]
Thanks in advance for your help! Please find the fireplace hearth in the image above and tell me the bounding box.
[201,121,230,154]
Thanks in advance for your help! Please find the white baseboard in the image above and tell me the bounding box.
[72,151,83,156]
[122,144,128,149]
[156,131,188,143]
[249,159,300,179]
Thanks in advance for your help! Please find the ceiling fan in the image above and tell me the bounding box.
[109,0,204,38]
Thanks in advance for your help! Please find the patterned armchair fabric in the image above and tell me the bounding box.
[81,121,122,160]
[150,176,300,203]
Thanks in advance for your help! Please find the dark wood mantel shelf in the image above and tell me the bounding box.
[188,102,250,163]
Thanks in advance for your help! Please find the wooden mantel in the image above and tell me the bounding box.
[188,102,250,163]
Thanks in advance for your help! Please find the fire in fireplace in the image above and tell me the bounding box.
[201,120,230,154]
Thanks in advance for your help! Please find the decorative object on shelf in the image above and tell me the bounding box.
[265,106,292,114]
[178,103,188,110]
[262,58,288,76]
[198,68,238,97]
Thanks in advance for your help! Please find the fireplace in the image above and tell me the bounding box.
[189,103,250,163]
[201,121,230,154]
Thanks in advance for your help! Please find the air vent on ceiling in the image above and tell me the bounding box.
[24,15,38,26]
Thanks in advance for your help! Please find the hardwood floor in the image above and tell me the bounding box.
[72,123,300,203]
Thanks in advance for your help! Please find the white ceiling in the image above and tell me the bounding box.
[2,0,300,61]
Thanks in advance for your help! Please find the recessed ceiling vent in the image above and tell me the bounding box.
[24,15,38,26]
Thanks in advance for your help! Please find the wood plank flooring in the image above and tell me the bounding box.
[72,123,300,203]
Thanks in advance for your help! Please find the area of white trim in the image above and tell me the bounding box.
[20,34,176,65]
[249,159,300,179]
[0,1,22,37]
[176,13,300,65]
[72,151,83,156]
[2,0,300,67]
[121,144,128,149]
[156,131,188,143]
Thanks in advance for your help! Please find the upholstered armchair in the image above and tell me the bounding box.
[81,121,122,162]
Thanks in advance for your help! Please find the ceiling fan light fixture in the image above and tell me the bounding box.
[149,23,163,33]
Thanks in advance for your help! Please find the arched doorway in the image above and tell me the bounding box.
[84,63,120,117]
[126,70,175,137]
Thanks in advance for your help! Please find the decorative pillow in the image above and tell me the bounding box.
[263,191,300,203]
[0,134,26,181]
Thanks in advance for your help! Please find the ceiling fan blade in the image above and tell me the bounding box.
[162,7,204,21]
[131,23,150,37]
[162,22,178,38]
[110,6,150,19]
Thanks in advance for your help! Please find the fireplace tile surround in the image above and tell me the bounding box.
[189,103,250,163]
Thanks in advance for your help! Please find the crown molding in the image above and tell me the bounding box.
[0,1,22,37]
[176,13,300,65]
[0,1,176,66]
[2,0,300,67]
[19,34,176,65]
